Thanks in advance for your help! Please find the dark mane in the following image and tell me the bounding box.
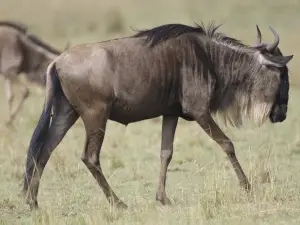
[212,32,248,48]
[27,34,61,55]
[133,21,247,48]
[0,20,28,33]
[199,21,248,48]
[133,23,205,47]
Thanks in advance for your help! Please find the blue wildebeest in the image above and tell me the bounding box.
[22,22,293,209]
[0,21,70,126]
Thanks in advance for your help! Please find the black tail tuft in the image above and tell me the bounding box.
[23,63,61,190]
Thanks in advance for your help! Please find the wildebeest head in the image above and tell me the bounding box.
[19,34,69,87]
[253,25,293,123]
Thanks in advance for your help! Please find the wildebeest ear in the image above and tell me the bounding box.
[259,54,293,67]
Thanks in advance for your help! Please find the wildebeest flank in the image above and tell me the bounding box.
[0,21,70,126]
[23,22,293,209]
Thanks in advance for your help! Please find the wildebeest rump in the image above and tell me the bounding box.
[22,22,293,209]
[0,21,69,126]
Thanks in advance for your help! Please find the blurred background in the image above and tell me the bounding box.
[1,0,299,83]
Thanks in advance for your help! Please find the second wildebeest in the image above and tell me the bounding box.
[22,22,293,209]
[0,21,70,126]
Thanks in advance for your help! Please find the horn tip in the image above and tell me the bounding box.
[256,24,261,33]
[269,26,276,32]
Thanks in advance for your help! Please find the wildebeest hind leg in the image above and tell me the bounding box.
[197,115,251,192]
[23,96,79,209]
[156,116,178,205]
[81,105,127,209]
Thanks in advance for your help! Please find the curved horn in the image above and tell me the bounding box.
[266,26,279,52]
[256,24,262,45]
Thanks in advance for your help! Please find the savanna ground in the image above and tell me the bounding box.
[1,0,300,224]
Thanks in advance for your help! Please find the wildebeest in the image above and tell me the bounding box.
[0,21,70,126]
[22,22,293,209]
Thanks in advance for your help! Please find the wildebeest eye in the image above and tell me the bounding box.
[265,64,278,71]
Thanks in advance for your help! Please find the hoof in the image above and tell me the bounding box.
[115,201,128,209]
[28,201,39,211]
[241,182,251,192]
[156,194,172,205]
[24,193,39,211]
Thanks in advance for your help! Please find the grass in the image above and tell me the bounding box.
[1,0,300,224]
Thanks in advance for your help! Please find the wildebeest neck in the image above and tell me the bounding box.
[19,34,61,85]
[205,41,259,85]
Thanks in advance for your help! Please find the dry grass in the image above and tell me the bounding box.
[1,0,300,224]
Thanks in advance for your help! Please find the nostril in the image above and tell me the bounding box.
[271,115,276,123]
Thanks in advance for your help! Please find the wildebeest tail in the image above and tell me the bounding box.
[24,61,61,187]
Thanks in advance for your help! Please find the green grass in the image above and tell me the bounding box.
[2,86,300,225]
[1,0,300,224]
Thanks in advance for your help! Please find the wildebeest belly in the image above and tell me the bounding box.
[109,99,182,125]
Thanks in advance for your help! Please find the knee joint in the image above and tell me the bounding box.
[81,153,99,167]
[161,149,173,161]
[23,89,29,99]
[8,95,14,104]
[220,141,235,155]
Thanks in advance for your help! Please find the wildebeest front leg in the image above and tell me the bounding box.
[3,77,14,125]
[156,116,178,205]
[81,108,127,209]
[197,115,251,191]
[9,77,29,124]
